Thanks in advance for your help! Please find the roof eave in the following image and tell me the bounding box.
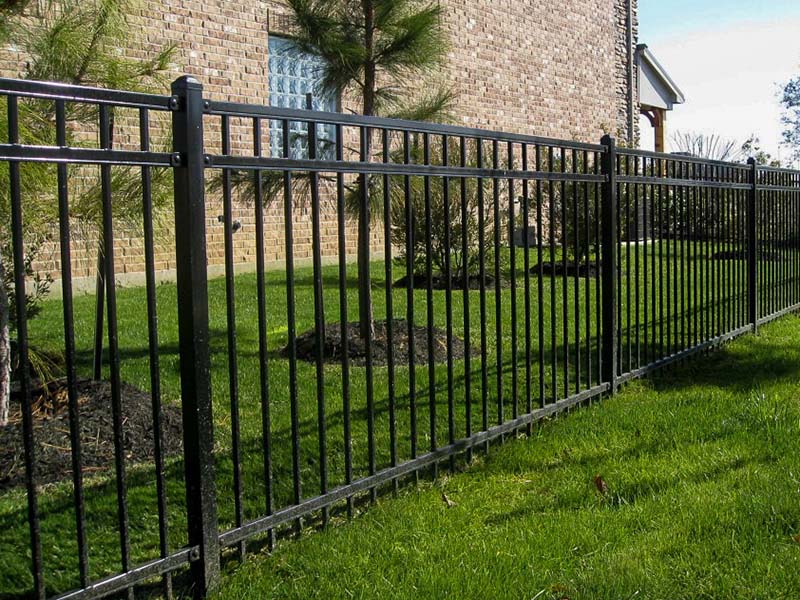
[636,44,686,105]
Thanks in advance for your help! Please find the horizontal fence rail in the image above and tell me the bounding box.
[1,76,800,600]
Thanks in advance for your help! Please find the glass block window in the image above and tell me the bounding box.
[268,35,337,159]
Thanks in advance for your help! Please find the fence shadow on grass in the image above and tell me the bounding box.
[480,323,800,529]
[6,294,798,597]
[482,452,764,528]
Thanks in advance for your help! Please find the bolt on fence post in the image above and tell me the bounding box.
[747,157,758,332]
[600,135,618,392]
[171,76,220,597]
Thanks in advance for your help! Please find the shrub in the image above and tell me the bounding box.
[389,137,497,285]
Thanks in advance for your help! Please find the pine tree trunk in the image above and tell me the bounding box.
[0,260,10,426]
[358,0,376,342]
[357,174,374,340]
[356,115,374,341]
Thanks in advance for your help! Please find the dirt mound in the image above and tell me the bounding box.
[0,379,183,490]
[530,261,601,278]
[286,318,478,367]
[393,273,498,290]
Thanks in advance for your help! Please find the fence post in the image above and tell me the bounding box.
[747,157,758,332]
[170,75,220,597]
[600,135,618,392]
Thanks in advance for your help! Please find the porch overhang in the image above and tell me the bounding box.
[636,43,685,152]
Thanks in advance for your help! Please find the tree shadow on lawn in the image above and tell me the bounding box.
[481,321,800,527]
[283,272,371,291]
[68,326,249,380]
[54,316,800,497]
[644,325,800,395]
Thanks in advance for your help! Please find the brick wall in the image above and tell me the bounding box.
[440,0,636,140]
[2,0,638,286]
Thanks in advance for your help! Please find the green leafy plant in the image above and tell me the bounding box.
[1,237,53,327]
[531,150,601,264]
[389,137,496,285]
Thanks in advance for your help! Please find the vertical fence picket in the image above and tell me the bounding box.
[252,117,276,550]
[56,98,89,589]
[99,103,133,600]
[282,117,303,531]
[8,93,45,600]
[460,135,473,459]
[382,128,398,489]
[443,135,456,469]
[335,123,354,514]
[307,106,328,524]
[140,106,172,597]
[220,113,245,560]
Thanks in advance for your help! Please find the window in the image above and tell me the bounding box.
[268,35,336,159]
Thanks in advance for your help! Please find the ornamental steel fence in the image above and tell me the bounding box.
[1,76,799,600]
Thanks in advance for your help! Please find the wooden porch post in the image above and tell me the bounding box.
[654,108,666,153]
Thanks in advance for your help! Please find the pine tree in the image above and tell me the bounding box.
[0,0,176,425]
[285,0,452,339]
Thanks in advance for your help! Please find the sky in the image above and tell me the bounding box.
[637,0,800,164]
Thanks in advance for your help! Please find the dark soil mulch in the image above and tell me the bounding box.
[0,379,183,490]
[530,261,601,278]
[711,250,786,261]
[393,273,498,290]
[285,318,478,366]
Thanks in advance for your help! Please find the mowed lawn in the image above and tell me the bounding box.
[1,242,797,597]
[216,315,800,600]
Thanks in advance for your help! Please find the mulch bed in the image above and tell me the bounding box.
[393,273,498,290]
[0,379,183,490]
[286,318,478,366]
[530,261,601,278]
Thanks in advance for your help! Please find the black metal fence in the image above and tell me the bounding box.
[1,76,799,600]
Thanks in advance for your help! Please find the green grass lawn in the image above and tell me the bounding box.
[0,241,797,597]
[215,315,800,600]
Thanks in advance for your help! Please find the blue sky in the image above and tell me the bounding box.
[637,0,800,163]
[640,0,800,41]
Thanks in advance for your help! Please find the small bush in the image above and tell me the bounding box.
[389,137,498,285]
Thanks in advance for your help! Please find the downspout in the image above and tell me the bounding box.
[626,0,635,146]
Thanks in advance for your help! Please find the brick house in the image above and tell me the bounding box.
[4,0,640,285]
[129,0,638,138]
